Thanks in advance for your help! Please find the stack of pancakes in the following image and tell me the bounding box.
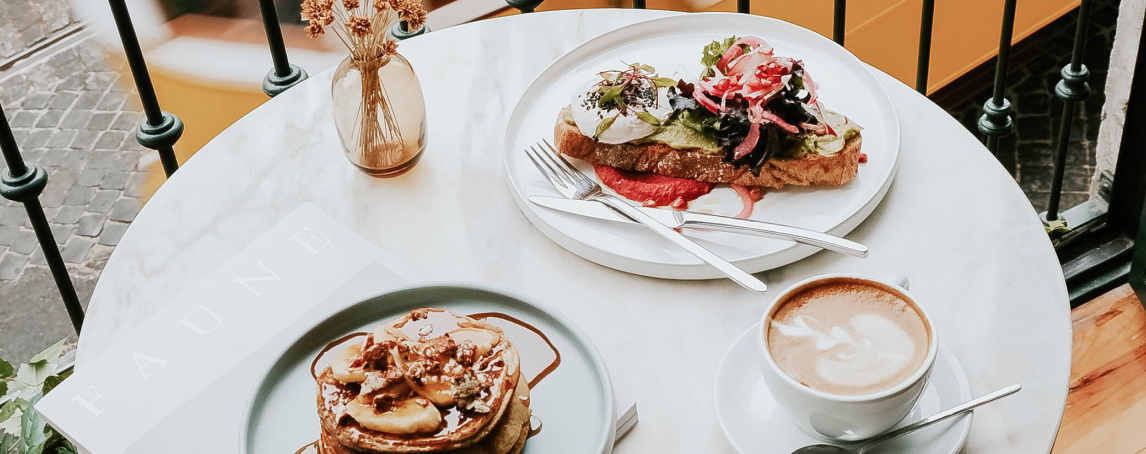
[316,308,532,454]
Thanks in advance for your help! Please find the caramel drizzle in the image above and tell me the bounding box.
[469,312,562,389]
[296,312,557,451]
[310,332,369,380]
[292,440,318,454]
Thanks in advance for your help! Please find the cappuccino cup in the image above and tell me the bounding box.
[756,274,938,441]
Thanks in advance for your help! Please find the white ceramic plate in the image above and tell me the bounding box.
[714,323,972,454]
[503,13,900,279]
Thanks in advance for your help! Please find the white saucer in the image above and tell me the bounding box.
[714,323,972,454]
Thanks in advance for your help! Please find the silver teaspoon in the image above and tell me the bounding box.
[791,384,1022,454]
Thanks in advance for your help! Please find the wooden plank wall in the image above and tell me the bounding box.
[1053,284,1146,453]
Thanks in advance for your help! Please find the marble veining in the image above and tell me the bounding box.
[76,10,1070,454]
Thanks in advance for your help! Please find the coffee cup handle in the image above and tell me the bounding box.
[886,274,910,290]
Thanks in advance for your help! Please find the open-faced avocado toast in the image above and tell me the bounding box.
[554,36,864,190]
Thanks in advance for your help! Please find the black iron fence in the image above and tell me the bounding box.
[0,0,1139,336]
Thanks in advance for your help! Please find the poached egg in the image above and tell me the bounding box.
[570,78,672,144]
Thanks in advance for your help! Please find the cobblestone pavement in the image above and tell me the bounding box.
[935,0,1119,213]
[0,33,153,363]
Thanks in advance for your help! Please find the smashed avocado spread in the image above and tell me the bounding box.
[561,106,860,159]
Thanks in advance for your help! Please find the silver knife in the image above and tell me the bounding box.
[529,195,869,258]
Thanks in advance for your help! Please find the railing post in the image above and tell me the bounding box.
[1045,0,1094,223]
[505,0,543,13]
[916,0,935,94]
[390,20,430,40]
[833,0,846,46]
[977,0,1018,155]
[0,104,84,334]
[258,0,309,97]
[107,0,183,177]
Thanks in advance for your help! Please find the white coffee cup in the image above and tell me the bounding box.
[756,274,939,441]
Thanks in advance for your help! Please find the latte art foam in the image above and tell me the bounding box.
[766,279,930,396]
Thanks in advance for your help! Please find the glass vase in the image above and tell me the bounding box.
[331,53,427,177]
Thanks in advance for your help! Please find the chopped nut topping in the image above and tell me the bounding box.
[410,308,431,321]
[420,334,458,360]
[361,340,393,370]
[372,393,397,412]
[418,324,434,340]
[452,370,492,414]
[360,371,387,394]
[406,359,440,381]
[455,340,477,366]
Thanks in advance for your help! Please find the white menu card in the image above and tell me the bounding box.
[35,203,636,453]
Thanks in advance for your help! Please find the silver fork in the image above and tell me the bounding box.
[525,140,768,292]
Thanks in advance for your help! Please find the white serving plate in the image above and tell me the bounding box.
[503,13,900,279]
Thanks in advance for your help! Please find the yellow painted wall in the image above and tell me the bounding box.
[136,64,270,200]
[508,0,1081,94]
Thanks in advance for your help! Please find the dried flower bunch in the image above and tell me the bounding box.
[302,0,427,60]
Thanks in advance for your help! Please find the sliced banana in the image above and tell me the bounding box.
[346,397,442,434]
[331,344,366,383]
[409,374,455,407]
[372,325,407,343]
[450,328,501,357]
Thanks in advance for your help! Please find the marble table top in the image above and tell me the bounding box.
[76,9,1071,453]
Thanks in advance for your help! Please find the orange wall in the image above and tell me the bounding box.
[518,0,1081,94]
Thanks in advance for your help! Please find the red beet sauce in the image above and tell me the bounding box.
[594,165,714,209]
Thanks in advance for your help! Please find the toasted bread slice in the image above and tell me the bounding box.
[553,116,862,189]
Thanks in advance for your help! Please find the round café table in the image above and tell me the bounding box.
[76,9,1071,454]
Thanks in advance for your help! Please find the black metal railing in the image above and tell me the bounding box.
[915,0,934,94]
[1047,0,1093,223]
[7,0,1134,330]
[977,0,1018,156]
[258,0,310,97]
[108,0,184,177]
[0,105,84,334]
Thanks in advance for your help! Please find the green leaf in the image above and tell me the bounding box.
[20,396,47,454]
[654,77,679,88]
[27,341,65,367]
[636,111,661,126]
[598,85,624,108]
[594,115,618,140]
[700,36,739,73]
[0,401,15,424]
[676,108,719,132]
[13,340,64,397]
[0,433,16,454]
[39,378,60,396]
[0,408,21,438]
[54,444,79,454]
[0,360,13,380]
[638,64,655,74]
[0,382,7,399]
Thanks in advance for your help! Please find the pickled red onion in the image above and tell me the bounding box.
[731,184,759,219]
[733,123,761,160]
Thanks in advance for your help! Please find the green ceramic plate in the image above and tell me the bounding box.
[238,283,616,454]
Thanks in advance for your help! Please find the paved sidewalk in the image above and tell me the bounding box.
[0,34,153,362]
